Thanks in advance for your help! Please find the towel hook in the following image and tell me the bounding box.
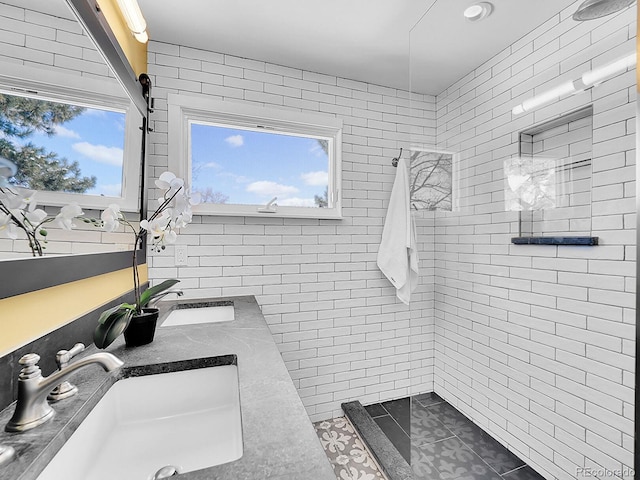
[391,148,403,167]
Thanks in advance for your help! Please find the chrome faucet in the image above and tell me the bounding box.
[148,289,184,307]
[5,351,123,433]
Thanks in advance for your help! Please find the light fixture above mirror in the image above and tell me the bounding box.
[115,0,149,43]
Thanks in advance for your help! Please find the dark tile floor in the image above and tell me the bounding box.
[365,393,546,480]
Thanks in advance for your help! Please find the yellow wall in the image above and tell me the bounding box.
[96,0,148,77]
[0,264,148,357]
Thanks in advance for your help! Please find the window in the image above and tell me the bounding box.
[408,148,454,211]
[0,62,142,212]
[168,94,342,219]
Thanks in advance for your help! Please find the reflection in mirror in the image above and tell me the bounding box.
[0,0,142,259]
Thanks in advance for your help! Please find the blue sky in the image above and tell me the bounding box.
[190,123,329,208]
[29,104,126,198]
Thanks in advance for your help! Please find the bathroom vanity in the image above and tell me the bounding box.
[0,296,335,480]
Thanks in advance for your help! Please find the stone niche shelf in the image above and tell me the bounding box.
[511,236,598,246]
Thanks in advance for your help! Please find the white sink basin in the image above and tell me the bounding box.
[37,362,242,480]
[161,303,235,327]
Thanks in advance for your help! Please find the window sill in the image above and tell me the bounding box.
[192,204,343,220]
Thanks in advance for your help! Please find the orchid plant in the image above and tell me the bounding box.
[94,172,200,349]
[0,180,86,256]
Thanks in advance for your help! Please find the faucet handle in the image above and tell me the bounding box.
[18,354,42,379]
[55,343,85,368]
[19,353,40,366]
[48,343,85,403]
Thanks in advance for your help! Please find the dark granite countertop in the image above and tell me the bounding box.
[0,295,335,480]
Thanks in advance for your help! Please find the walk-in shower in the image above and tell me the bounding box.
[346,1,637,479]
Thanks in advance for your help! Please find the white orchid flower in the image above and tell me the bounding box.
[163,230,177,244]
[95,172,197,253]
[155,172,184,192]
[174,209,192,229]
[56,203,84,230]
[101,203,121,232]
[173,192,189,215]
[19,188,38,210]
[189,191,201,206]
[0,212,12,235]
[0,213,18,239]
[1,187,33,210]
[140,211,171,238]
[25,207,47,225]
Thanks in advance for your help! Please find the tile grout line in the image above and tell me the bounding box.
[500,464,529,477]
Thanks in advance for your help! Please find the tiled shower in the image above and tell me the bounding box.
[141,2,636,479]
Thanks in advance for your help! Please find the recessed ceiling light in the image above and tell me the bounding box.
[464,2,493,21]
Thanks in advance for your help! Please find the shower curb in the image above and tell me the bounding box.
[341,401,413,480]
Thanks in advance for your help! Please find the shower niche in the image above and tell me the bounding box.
[507,106,598,245]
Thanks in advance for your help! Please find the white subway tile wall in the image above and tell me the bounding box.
[431,2,635,480]
[0,1,111,78]
[145,42,438,421]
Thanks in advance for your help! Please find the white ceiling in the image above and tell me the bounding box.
[137,0,582,95]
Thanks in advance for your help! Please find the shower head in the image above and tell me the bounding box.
[572,0,635,21]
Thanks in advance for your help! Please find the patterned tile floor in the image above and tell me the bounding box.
[365,393,546,480]
[314,416,388,480]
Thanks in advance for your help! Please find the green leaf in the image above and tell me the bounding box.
[97,303,133,325]
[139,279,180,308]
[94,308,134,349]
[39,229,47,236]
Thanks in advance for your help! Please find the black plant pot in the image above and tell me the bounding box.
[124,308,159,347]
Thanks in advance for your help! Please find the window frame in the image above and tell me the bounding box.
[168,93,343,219]
[0,61,142,212]
[408,146,458,212]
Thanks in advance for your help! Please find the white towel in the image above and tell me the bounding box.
[377,157,419,305]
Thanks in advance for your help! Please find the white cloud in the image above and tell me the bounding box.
[225,135,244,147]
[300,170,328,186]
[219,171,251,183]
[278,197,316,207]
[72,142,123,166]
[54,125,80,139]
[246,181,298,198]
[203,162,221,169]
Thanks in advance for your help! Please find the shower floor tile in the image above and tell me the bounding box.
[363,395,545,480]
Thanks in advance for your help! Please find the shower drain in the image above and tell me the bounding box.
[151,465,180,479]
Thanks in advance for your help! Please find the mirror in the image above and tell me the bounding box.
[0,0,143,260]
